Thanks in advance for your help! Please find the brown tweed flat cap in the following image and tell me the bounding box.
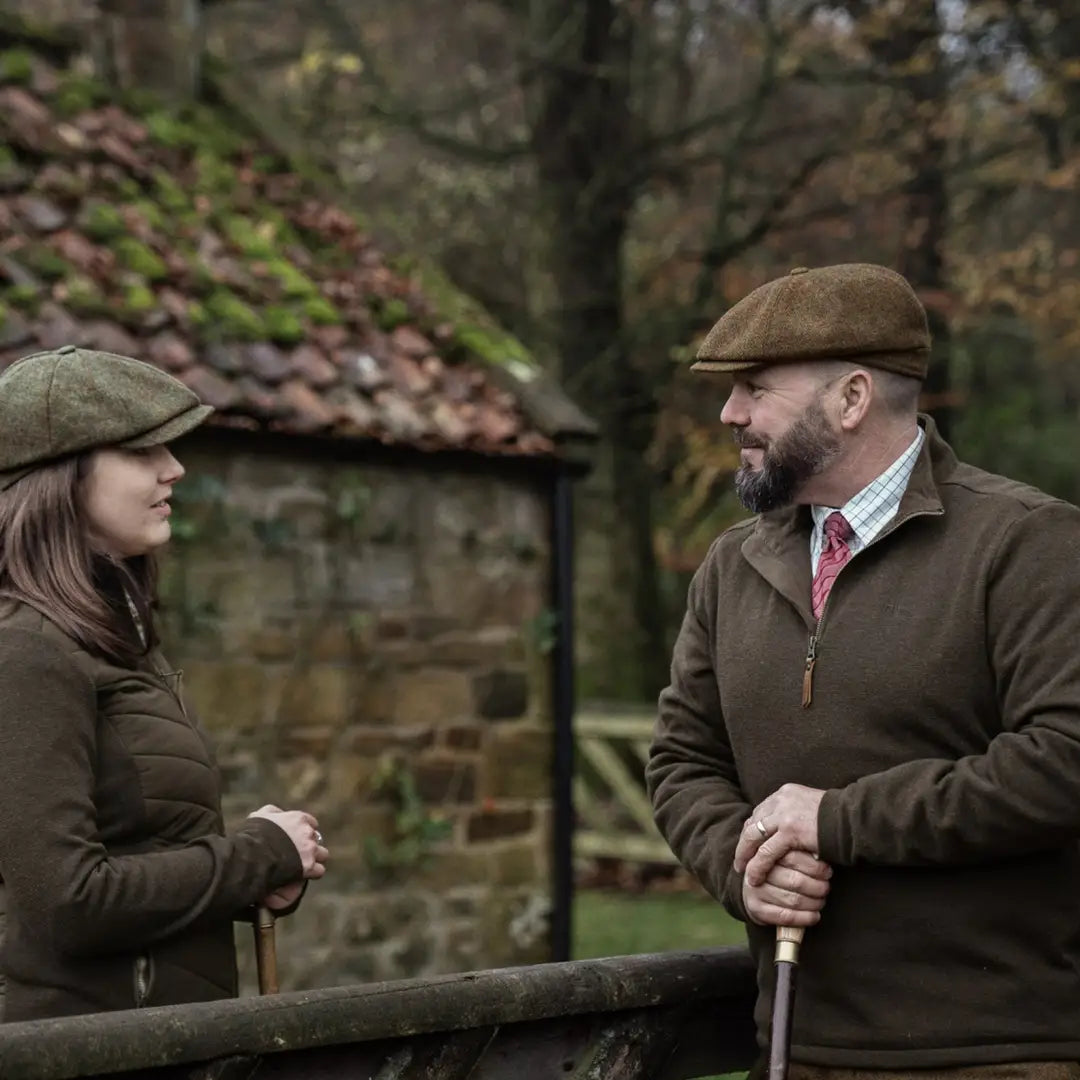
[0,345,213,490]
[692,263,931,380]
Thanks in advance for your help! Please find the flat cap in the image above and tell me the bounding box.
[0,345,213,490]
[693,263,931,380]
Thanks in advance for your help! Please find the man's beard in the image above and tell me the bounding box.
[732,400,841,513]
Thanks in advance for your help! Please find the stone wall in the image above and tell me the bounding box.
[158,432,556,993]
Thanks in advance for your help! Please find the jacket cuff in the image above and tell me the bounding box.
[721,865,752,923]
[816,788,850,865]
[241,815,305,888]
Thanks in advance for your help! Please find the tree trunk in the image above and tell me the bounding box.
[531,0,667,698]
[863,0,953,439]
[97,0,203,107]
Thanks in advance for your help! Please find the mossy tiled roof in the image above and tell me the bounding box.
[0,43,593,459]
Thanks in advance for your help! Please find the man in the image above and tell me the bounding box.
[646,263,1080,1078]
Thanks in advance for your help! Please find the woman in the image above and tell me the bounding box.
[0,345,328,1021]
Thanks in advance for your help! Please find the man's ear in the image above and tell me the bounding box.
[838,369,873,431]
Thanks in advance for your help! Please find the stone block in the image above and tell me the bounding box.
[342,547,417,607]
[484,725,551,800]
[427,627,526,666]
[393,667,473,726]
[442,886,487,919]
[413,754,477,805]
[277,725,337,757]
[244,624,297,661]
[473,669,528,721]
[489,841,540,887]
[341,725,435,754]
[442,725,483,751]
[271,664,353,729]
[466,807,535,843]
[412,848,490,893]
[181,660,267,733]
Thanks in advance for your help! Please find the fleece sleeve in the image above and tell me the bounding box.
[0,629,303,958]
[646,554,753,920]
[818,501,1080,867]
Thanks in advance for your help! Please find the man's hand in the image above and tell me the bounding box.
[734,783,826,885]
[263,880,303,912]
[742,850,831,927]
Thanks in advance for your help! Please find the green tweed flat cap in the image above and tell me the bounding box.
[693,263,932,380]
[0,345,213,490]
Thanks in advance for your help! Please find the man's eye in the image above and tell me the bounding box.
[747,383,764,397]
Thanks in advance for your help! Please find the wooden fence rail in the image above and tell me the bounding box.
[574,706,678,865]
[0,949,757,1080]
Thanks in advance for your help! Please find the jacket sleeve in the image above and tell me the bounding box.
[646,551,753,921]
[0,629,303,959]
[818,501,1080,867]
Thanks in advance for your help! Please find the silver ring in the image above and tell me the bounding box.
[754,819,768,840]
[315,831,323,845]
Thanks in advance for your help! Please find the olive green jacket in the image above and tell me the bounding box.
[0,603,302,1021]
[648,418,1080,1068]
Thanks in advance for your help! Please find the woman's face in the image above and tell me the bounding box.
[81,445,185,558]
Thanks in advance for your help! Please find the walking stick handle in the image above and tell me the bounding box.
[254,904,279,995]
[775,924,805,964]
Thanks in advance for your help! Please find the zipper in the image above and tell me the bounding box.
[800,507,942,708]
[802,634,818,708]
[134,953,155,1008]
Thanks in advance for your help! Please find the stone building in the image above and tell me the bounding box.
[0,24,594,991]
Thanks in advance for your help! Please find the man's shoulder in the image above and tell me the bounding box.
[943,459,1076,519]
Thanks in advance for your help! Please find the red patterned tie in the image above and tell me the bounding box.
[812,512,853,619]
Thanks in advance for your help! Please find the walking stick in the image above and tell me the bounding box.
[768,926,803,1079]
[254,905,279,995]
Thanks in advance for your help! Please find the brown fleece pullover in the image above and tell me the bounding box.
[648,418,1080,1068]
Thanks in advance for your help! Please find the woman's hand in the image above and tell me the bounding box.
[248,804,329,879]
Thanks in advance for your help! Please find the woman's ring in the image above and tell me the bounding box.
[315,830,323,845]
[754,819,768,840]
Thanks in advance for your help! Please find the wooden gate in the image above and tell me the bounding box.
[574,705,678,865]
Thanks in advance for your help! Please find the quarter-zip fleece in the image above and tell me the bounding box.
[647,417,1080,1068]
[0,602,303,1021]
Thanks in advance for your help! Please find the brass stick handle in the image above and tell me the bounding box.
[254,905,279,995]
[775,925,805,965]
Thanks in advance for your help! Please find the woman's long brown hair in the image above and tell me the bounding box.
[0,455,158,666]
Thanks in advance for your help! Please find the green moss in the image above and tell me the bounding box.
[121,281,157,318]
[20,245,70,282]
[0,301,8,329]
[304,295,342,326]
[373,296,409,331]
[153,169,191,214]
[187,299,208,327]
[82,202,126,243]
[221,214,276,260]
[205,289,265,340]
[5,283,40,312]
[0,145,14,168]
[193,150,237,195]
[268,259,318,299]
[417,264,538,377]
[132,199,166,231]
[113,237,168,281]
[145,110,201,151]
[187,104,248,157]
[264,305,305,344]
[63,274,109,317]
[52,73,108,118]
[0,48,33,85]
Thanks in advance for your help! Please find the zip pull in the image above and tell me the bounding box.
[802,634,817,708]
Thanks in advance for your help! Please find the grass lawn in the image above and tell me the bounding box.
[573,888,751,1080]
[572,887,747,958]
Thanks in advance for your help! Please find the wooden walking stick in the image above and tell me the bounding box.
[768,926,803,1079]
[254,905,279,995]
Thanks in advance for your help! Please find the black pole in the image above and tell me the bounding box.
[550,469,576,962]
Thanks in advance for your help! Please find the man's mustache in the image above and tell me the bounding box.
[732,428,768,451]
